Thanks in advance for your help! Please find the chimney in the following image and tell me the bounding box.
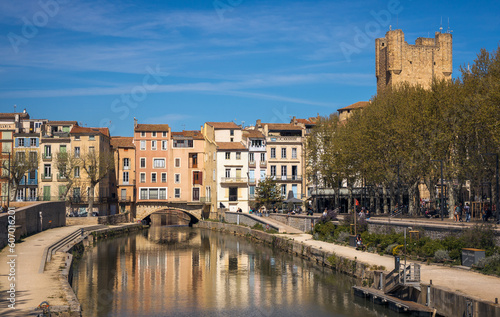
[256,119,261,127]
[292,116,296,124]
[134,117,138,128]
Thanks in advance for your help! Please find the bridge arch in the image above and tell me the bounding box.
[136,204,202,225]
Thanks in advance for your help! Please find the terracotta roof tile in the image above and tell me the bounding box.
[264,123,303,131]
[70,126,110,137]
[296,118,317,125]
[111,137,135,148]
[171,130,204,140]
[206,122,240,130]
[48,121,78,125]
[337,101,370,112]
[134,124,170,132]
[0,112,30,119]
[243,129,265,138]
[217,142,247,151]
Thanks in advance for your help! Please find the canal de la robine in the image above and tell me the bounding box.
[72,225,399,317]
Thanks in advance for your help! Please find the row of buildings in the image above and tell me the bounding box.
[0,109,318,219]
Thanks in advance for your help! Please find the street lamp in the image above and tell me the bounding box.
[431,159,445,221]
[483,153,499,224]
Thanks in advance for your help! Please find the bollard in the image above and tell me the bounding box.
[427,285,431,306]
[379,272,383,290]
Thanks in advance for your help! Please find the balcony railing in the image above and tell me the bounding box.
[260,161,267,167]
[20,178,37,185]
[248,160,256,167]
[41,174,52,181]
[249,145,266,151]
[119,196,132,202]
[248,178,256,184]
[269,175,302,181]
[229,195,238,201]
[57,173,67,181]
[221,177,248,183]
[267,136,301,143]
[42,153,52,161]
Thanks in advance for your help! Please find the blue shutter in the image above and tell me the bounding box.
[36,138,39,147]
[15,138,19,147]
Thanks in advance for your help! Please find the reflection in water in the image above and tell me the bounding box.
[72,227,397,317]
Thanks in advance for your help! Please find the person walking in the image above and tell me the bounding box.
[464,203,471,222]
[457,203,463,222]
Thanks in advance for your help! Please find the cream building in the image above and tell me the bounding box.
[242,129,266,202]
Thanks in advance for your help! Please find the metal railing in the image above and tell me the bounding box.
[42,153,52,161]
[399,262,420,285]
[229,195,238,201]
[41,174,52,181]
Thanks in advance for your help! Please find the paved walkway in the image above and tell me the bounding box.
[246,213,303,234]
[282,233,500,303]
[0,225,87,316]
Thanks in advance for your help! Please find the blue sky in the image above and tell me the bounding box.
[0,0,499,137]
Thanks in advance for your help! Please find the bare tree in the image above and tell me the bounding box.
[1,149,39,201]
[55,151,80,200]
[79,150,114,216]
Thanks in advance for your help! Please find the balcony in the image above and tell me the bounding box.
[41,174,52,181]
[249,145,266,152]
[42,153,52,161]
[119,196,132,203]
[221,177,248,184]
[20,178,37,186]
[267,136,301,143]
[249,194,255,200]
[269,175,302,182]
[248,160,256,168]
[260,161,267,167]
[229,195,238,201]
[248,178,256,184]
[57,173,67,181]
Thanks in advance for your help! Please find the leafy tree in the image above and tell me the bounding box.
[254,177,282,210]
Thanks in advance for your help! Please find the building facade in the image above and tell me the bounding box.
[111,137,136,215]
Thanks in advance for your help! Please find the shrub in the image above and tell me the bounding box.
[434,249,451,262]
[337,231,350,244]
[475,254,500,276]
[385,243,399,255]
[313,222,335,241]
[252,223,264,231]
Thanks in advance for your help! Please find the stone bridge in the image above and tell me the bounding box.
[135,202,204,222]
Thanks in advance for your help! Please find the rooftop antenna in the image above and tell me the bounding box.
[241,120,245,128]
[389,25,392,31]
[439,17,443,33]
[446,17,453,33]
[13,104,16,113]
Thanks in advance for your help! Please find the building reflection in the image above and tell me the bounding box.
[72,227,372,317]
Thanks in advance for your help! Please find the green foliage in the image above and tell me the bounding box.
[252,223,264,231]
[476,254,500,276]
[434,249,451,263]
[254,177,282,210]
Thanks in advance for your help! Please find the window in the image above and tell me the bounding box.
[89,146,94,153]
[140,141,146,150]
[161,140,168,150]
[141,132,146,137]
[89,135,95,141]
[230,129,234,136]
[74,166,80,178]
[151,140,157,150]
[281,148,286,159]
[213,170,216,181]
[149,189,158,199]
[74,135,80,141]
[152,132,156,137]
[270,165,276,177]
[270,148,276,159]
[161,173,167,183]
[193,188,200,201]
[30,138,37,147]
[121,189,127,200]
[159,188,166,199]
[249,170,255,181]
[190,153,198,168]
[29,151,37,163]
[140,173,146,183]
[153,158,165,168]
[123,172,129,184]
[236,152,241,160]
[44,145,51,158]
[292,184,298,198]
[18,138,24,147]
[249,153,254,162]
[175,188,181,198]
[193,171,202,185]
[151,173,157,183]
[292,148,297,159]
[260,153,265,161]
[249,185,255,198]
[281,166,287,180]
[230,137,234,142]
[175,158,181,167]
[260,170,266,179]
[251,139,263,147]
[74,147,80,158]
[175,174,180,183]
[59,145,67,153]
[281,185,287,197]
[225,169,231,178]
[225,152,230,160]
[140,158,146,168]
[162,132,167,137]
[123,158,130,169]
[44,164,51,178]
[173,139,193,148]
[229,187,237,201]
[140,188,148,199]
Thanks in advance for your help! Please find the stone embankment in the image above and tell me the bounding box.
[196,220,500,317]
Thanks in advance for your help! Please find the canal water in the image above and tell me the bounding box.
[72,226,398,317]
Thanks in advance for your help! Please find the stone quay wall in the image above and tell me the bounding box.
[0,201,66,249]
[268,213,321,232]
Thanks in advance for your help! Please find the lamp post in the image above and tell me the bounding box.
[431,159,445,221]
[483,153,499,224]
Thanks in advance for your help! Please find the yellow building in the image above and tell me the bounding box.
[111,137,136,215]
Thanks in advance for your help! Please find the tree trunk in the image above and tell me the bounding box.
[383,185,388,214]
[347,185,353,214]
[375,185,381,214]
[389,183,396,212]
[88,183,95,217]
[447,180,460,219]
[408,180,420,215]
[370,188,374,213]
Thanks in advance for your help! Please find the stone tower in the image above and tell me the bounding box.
[375,29,452,94]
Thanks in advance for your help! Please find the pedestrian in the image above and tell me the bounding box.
[457,203,463,222]
[453,204,459,222]
[464,203,471,222]
[322,208,327,217]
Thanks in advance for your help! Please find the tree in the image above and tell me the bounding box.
[79,150,114,216]
[254,177,282,210]
[55,151,80,200]
[1,149,38,201]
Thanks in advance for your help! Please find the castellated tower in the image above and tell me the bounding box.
[375,29,452,94]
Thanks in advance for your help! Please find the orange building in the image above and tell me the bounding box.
[111,137,136,215]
